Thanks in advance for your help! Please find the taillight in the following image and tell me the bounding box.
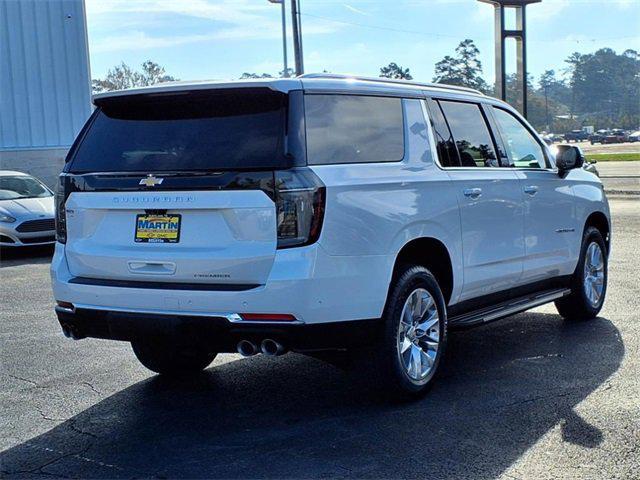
[55,176,67,244]
[275,168,325,249]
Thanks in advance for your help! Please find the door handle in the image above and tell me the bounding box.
[463,188,482,199]
[524,185,539,195]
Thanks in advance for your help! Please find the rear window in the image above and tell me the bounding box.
[69,90,288,173]
[305,95,404,165]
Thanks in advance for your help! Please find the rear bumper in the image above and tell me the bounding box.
[55,305,380,352]
[51,242,393,326]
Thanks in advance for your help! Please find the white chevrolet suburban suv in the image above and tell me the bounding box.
[51,74,610,396]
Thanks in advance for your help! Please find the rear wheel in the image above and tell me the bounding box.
[374,265,447,398]
[131,339,216,375]
[555,226,608,320]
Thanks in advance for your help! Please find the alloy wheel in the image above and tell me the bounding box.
[397,288,440,383]
[583,241,605,307]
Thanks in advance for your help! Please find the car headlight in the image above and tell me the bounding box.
[0,214,16,223]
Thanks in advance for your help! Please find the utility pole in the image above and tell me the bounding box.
[290,0,304,76]
[544,83,549,131]
[478,0,541,119]
[268,0,288,77]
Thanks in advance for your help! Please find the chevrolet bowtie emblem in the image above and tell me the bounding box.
[139,175,164,187]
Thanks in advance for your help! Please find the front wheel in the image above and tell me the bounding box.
[555,226,608,320]
[132,339,217,375]
[374,265,447,398]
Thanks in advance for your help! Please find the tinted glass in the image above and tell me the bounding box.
[492,107,546,168]
[69,90,287,173]
[427,99,460,167]
[0,176,51,200]
[305,95,404,165]
[439,101,498,167]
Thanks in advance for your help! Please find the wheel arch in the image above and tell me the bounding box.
[584,211,610,254]
[391,237,455,306]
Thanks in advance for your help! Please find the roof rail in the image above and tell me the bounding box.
[299,73,485,96]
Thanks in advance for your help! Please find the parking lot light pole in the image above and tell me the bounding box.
[290,0,304,76]
[478,0,541,119]
[268,0,289,77]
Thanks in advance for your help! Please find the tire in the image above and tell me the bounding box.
[131,338,217,375]
[374,265,447,398]
[555,226,608,321]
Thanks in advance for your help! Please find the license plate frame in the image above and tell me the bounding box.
[134,214,182,243]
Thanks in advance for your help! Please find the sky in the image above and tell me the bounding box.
[85,0,640,87]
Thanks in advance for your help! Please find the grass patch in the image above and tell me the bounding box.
[586,152,640,162]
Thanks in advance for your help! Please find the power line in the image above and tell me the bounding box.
[301,12,465,39]
[301,11,639,44]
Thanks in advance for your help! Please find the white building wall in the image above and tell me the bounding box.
[0,0,92,186]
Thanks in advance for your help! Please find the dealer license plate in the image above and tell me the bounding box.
[135,214,181,243]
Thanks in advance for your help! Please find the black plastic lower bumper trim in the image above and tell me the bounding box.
[55,307,381,352]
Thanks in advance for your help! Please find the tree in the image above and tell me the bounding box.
[496,73,570,132]
[92,61,177,93]
[433,56,462,85]
[239,72,274,79]
[538,70,565,130]
[279,67,295,78]
[564,48,640,128]
[455,39,489,92]
[433,39,489,92]
[380,62,413,80]
[537,70,571,106]
[239,69,295,79]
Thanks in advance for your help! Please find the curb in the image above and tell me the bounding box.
[604,190,640,196]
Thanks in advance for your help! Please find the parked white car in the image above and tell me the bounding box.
[51,75,611,397]
[0,171,56,247]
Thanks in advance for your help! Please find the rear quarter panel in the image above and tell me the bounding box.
[309,99,463,305]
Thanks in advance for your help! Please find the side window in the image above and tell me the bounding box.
[438,100,499,168]
[426,99,460,167]
[492,107,546,168]
[305,95,404,165]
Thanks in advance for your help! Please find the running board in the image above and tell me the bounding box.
[449,288,572,329]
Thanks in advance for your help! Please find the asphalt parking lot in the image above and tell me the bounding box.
[1,197,638,479]
[597,161,640,195]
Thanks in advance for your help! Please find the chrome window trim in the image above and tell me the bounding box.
[422,96,560,174]
[420,98,507,172]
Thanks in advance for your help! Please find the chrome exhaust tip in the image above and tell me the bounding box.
[260,339,285,356]
[61,325,81,340]
[237,340,258,357]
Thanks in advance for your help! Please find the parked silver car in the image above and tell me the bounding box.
[0,171,55,247]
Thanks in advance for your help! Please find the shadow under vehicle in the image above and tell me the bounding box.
[0,311,623,478]
[0,244,53,268]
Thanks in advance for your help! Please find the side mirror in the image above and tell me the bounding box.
[555,145,584,174]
